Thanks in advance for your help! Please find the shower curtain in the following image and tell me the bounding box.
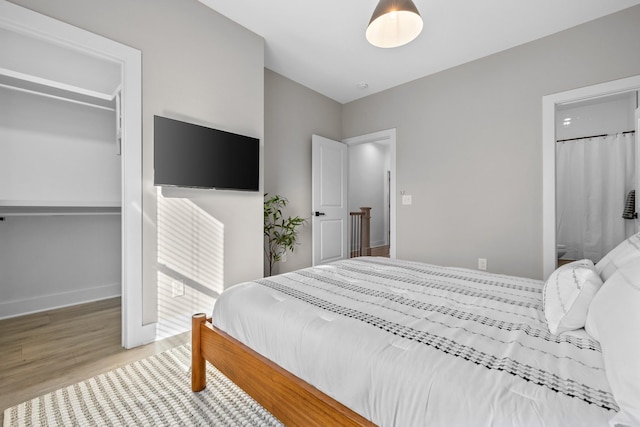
[556,132,636,263]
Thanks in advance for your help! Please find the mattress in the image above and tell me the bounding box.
[212,257,618,426]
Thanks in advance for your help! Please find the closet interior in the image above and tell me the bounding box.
[0,25,124,319]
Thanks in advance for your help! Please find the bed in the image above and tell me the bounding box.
[192,254,640,426]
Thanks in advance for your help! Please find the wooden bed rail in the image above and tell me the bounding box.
[191,313,376,427]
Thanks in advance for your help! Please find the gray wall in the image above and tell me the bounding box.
[0,216,121,317]
[342,6,640,279]
[264,69,342,274]
[10,0,265,324]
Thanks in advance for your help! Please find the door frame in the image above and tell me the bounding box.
[343,129,397,258]
[1,1,151,348]
[542,75,640,279]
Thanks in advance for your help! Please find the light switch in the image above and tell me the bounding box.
[402,195,412,205]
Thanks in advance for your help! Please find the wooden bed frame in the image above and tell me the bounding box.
[191,313,376,427]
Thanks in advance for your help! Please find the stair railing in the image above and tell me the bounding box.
[349,207,371,258]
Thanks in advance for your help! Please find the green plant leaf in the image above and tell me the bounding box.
[264,193,307,276]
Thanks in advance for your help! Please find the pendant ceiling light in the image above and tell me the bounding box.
[366,0,423,48]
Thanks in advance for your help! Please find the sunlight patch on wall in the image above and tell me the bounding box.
[156,188,224,340]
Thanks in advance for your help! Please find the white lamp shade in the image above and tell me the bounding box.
[366,0,423,48]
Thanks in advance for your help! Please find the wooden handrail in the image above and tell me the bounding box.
[349,207,371,258]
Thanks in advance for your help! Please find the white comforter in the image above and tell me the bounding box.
[212,257,618,427]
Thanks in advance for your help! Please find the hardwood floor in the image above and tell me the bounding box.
[0,298,189,414]
[370,245,390,257]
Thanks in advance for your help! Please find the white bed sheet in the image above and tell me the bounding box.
[212,257,618,427]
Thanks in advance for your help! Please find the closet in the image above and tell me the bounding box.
[0,24,124,319]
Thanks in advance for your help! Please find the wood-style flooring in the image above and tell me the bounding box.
[370,245,390,257]
[0,298,189,413]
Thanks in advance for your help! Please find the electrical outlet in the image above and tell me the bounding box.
[281,252,287,262]
[172,280,185,297]
[478,258,487,271]
[402,195,412,205]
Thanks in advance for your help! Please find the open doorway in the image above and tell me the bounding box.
[555,92,637,265]
[542,75,640,278]
[344,129,397,259]
[0,2,147,348]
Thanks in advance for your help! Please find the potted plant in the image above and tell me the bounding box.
[264,194,306,276]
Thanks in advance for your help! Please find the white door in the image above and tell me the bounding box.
[312,135,348,265]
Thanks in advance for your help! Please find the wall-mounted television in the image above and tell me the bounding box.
[154,115,259,191]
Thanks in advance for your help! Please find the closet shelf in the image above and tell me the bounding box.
[0,68,116,111]
[0,200,121,216]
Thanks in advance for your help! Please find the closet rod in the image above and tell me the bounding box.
[0,82,115,112]
[556,130,635,143]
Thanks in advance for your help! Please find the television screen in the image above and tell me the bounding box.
[154,115,259,191]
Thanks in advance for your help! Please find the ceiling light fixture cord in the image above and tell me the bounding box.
[366,0,423,49]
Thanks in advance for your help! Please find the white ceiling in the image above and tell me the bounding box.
[199,0,640,104]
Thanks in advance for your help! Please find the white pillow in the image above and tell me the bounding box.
[595,232,640,282]
[543,259,603,335]
[585,259,640,427]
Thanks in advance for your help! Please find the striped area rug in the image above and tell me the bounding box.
[3,345,283,427]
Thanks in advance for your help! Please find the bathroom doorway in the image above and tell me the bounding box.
[555,92,638,265]
[542,75,640,278]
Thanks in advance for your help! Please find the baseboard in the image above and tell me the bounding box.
[0,283,121,320]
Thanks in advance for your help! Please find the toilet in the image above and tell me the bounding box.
[557,244,567,259]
